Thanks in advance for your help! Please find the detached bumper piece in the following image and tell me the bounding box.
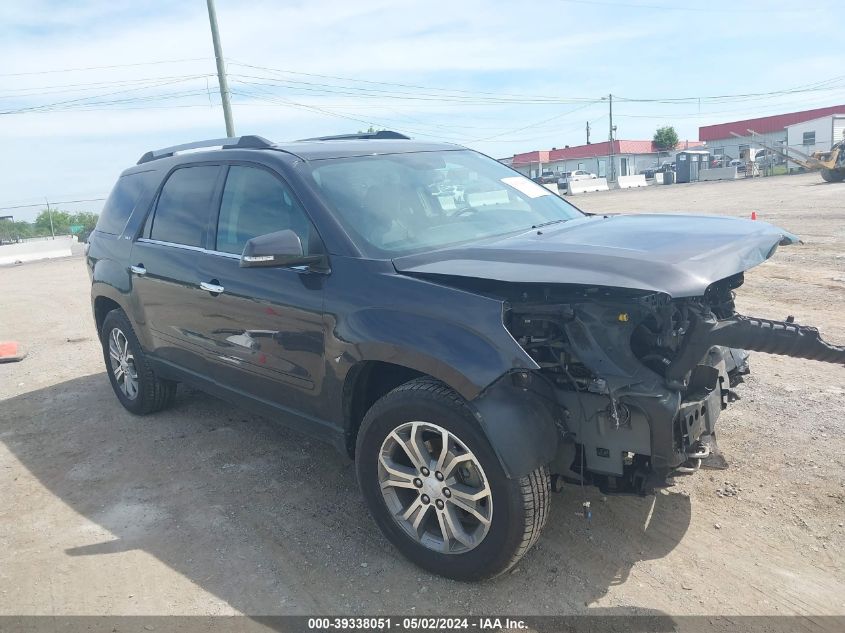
[667,314,845,382]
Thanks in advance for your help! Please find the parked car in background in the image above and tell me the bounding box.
[729,159,747,173]
[754,149,779,167]
[642,165,660,179]
[710,155,733,168]
[557,170,596,189]
[533,170,557,185]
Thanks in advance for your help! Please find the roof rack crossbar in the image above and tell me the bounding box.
[137,135,274,164]
[296,130,411,142]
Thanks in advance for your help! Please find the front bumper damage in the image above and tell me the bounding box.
[484,294,845,496]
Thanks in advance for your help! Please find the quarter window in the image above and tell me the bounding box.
[216,166,313,255]
[98,171,150,235]
[150,166,220,247]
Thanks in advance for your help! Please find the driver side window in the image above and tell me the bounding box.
[216,166,314,255]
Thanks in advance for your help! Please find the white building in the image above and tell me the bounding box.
[699,104,845,161]
[786,114,845,157]
[510,140,703,179]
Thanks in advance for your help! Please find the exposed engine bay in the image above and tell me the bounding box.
[499,273,845,495]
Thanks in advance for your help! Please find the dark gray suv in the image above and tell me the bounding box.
[87,132,844,580]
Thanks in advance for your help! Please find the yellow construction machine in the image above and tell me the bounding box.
[731,131,845,183]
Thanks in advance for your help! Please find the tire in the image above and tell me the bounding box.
[100,308,176,415]
[820,168,844,183]
[356,378,550,581]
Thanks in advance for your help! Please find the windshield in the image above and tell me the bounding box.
[306,149,583,257]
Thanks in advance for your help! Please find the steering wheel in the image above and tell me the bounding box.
[452,206,478,217]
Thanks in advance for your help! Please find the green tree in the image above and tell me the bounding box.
[0,219,36,241]
[70,211,99,241]
[29,209,98,237]
[34,208,72,235]
[653,126,679,151]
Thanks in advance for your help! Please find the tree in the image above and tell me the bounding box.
[357,126,385,134]
[34,208,71,235]
[29,208,98,238]
[653,126,679,151]
[0,219,36,242]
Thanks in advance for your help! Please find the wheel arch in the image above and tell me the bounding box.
[93,295,122,338]
[343,360,561,479]
[342,360,426,456]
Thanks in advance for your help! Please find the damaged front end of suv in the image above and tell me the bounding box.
[502,275,845,494]
[396,214,845,495]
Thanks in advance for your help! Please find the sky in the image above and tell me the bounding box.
[1,0,843,221]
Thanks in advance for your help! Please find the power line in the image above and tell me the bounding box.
[0,58,210,78]
[228,60,598,102]
[0,76,211,115]
[0,198,107,212]
[0,74,216,99]
[559,0,807,13]
[469,102,600,142]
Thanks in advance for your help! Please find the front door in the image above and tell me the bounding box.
[129,164,222,376]
[194,164,327,419]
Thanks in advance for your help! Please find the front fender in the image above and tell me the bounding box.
[339,306,537,401]
[470,371,561,479]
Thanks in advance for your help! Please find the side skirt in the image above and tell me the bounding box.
[149,357,348,454]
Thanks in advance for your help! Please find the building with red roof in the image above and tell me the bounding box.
[509,139,703,179]
[698,104,845,162]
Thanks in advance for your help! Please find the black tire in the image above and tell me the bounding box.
[100,308,176,415]
[820,168,845,183]
[356,378,550,581]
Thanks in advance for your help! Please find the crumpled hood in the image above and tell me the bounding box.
[393,214,799,297]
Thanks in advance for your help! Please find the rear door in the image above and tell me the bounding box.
[193,164,327,418]
[129,164,223,376]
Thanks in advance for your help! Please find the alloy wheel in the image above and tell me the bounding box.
[377,421,493,554]
[108,327,139,400]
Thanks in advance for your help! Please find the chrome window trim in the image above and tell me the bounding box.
[136,238,241,260]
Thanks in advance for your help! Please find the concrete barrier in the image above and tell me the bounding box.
[567,178,609,195]
[0,236,74,265]
[617,174,648,189]
[700,166,739,181]
[544,184,559,194]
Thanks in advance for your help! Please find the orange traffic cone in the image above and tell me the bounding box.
[0,341,26,363]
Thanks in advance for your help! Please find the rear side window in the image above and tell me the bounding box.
[97,172,149,235]
[215,166,314,255]
[150,166,220,247]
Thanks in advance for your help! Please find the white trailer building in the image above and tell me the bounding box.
[786,114,845,157]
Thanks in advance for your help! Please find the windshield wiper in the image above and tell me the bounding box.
[531,219,568,229]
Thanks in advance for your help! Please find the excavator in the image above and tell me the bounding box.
[731,131,845,183]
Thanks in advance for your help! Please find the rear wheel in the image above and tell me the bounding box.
[356,378,550,580]
[101,309,176,415]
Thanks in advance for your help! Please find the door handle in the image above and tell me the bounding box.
[129,264,146,276]
[199,281,225,294]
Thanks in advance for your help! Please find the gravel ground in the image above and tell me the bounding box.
[1,173,843,617]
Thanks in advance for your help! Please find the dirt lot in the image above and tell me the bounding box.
[1,173,843,617]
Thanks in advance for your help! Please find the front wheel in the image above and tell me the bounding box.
[821,168,845,183]
[356,378,550,581]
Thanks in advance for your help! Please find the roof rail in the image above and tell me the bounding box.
[296,130,411,142]
[136,135,274,165]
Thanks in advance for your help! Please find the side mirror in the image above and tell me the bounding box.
[240,229,323,269]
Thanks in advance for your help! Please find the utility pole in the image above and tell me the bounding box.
[586,121,591,145]
[206,0,235,137]
[45,198,54,239]
[608,93,615,182]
